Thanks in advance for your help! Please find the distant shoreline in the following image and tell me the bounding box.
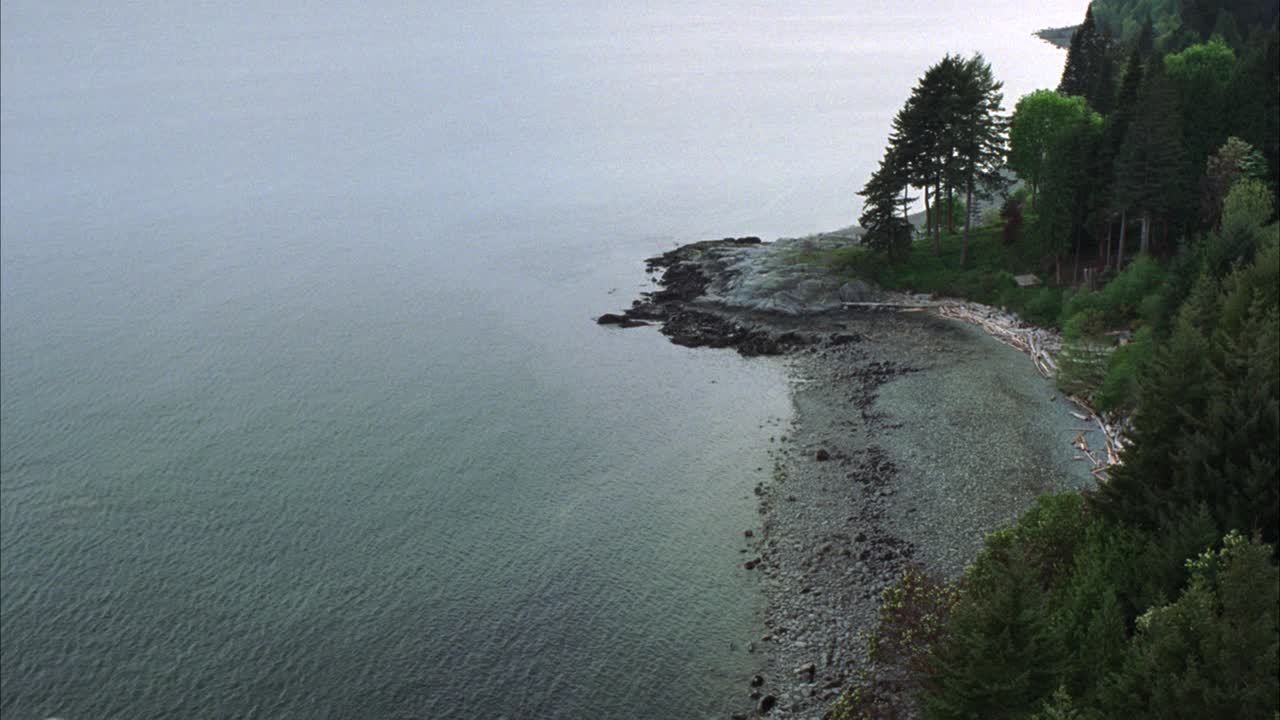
[1035,24,1077,49]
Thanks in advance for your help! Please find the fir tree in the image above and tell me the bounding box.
[1092,276,1217,530]
[858,149,914,263]
[1096,48,1145,268]
[1113,56,1185,257]
[922,558,1063,719]
[954,54,1008,267]
[1059,4,1115,112]
[1099,533,1280,719]
[1060,5,1101,97]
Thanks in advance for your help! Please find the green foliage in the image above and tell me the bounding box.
[865,52,1008,264]
[832,565,962,720]
[1020,287,1065,326]
[870,564,964,673]
[1055,336,1111,399]
[1046,519,1141,701]
[858,148,916,264]
[1200,136,1267,227]
[1088,0,1180,45]
[1222,177,1276,235]
[1165,39,1239,229]
[1164,36,1236,79]
[1099,532,1280,719]
[1058,6,1117,113]
[928,197,966,232]
[1114,57,1187,235]
[922,553,1064,718]
[1009,91,1099,207]
[831,9,1280,715]
[1096,239,1279,544]
[817,220,1050,312]
[1092,284,1217,530]
[1094,325,1154,413]
[1031,687,1102,720]
[1060,255,1168,331]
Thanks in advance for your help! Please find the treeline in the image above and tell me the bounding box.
[1089,0,1279,47]
[835,2,1279,717]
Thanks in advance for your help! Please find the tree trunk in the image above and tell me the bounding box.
[945,157,955,234]
[960,176,974,267]
[1073,239,1081,286]
[933,179,943,254]
[1103,216,1112,268]
[924,184,936,255]
[1117,209,1127,268]
[1139,211,1151,255]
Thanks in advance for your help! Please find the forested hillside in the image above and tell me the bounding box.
[831,1,1279,717]
[1089,0,1279,46]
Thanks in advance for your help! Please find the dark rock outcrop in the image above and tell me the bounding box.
[595,237,837,355]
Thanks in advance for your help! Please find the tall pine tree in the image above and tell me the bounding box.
[1113,56,1184,258]
[955,54,1008,267]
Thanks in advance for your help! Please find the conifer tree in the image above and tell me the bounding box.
[858,149,914,263]
[922,558,1062,719]
[1114,56,1184,257]
[1099,533,1280,719]
[1060,5,1101,97]
[1097,48,1145,268]
[954,54,1008,267]
[1092,276,1217,530]
[1036,109,1103,282]
[890,64,950,255]
[1165,39,1238,232]
[1059,4,1115,112]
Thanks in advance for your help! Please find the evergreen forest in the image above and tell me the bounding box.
[833,1,1280,716]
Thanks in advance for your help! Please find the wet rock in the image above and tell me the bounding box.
[837,279,877,303]
[815,448,830,462]
[595,313,648,328]
[750,674,765,688]
[758,695,777,714]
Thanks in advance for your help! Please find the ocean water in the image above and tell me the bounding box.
[1,2,1077,718]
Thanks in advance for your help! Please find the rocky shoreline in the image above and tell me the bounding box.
[598,238,1098,719]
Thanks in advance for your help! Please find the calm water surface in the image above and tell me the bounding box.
[1,2,1075,717]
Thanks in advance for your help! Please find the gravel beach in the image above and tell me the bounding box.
[741,311,1098,719]
[598,239,1101,719]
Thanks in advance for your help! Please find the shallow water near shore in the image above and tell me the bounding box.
[3,2,1078,717]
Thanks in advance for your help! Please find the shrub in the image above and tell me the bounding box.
[1059,256,1167,331]
[832,565,963,720]
[1094,327,1154,413]
[1019,287,1064,327]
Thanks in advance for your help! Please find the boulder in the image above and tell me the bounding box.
[596,313,649,328]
